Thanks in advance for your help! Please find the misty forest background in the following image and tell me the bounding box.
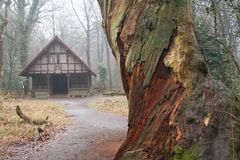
[1,0,240,97]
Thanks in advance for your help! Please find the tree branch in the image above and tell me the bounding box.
[70,0,87,33]
[200,32,240,75]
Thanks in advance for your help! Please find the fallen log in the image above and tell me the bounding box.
[16,105,51,145]
[16,105,48,125]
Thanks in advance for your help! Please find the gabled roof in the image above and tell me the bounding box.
[20,36,96,76]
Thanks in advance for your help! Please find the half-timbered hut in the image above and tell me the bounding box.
[20,36,96,98]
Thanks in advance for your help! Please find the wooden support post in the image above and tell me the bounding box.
[67,74,70,96]
[88,73,91,93]
[47,74,50,97]
[24,76,30,96]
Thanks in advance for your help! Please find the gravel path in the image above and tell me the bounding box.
[8,96,128,160]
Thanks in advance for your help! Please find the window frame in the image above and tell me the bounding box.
[49,54,57,64]
[59,54,67,63]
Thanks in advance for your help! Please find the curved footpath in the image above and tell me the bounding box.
[9,96,127,160]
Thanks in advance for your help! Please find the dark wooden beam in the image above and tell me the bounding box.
[67,74,70,94]
[47,74,50,96]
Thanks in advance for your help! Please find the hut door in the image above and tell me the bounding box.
[51,74,68,95]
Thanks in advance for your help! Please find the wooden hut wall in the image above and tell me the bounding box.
[69,73,91,89]
[32,75,48,90]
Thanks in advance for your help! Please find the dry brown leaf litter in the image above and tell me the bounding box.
[88,96,128,116]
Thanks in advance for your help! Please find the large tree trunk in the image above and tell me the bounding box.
[0,0,11,95]
[98,0,240,160]
[15,0,42,68]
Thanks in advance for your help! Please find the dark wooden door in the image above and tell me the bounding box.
[51,74,68,95]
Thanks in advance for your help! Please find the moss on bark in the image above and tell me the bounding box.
[98,0,240,159]
[171,145,202,160]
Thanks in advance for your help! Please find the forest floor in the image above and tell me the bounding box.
[2,95,128,160]
[0,99,68,160]
[88,96,128,116]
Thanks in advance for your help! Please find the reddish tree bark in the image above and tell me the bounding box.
[98,0,240,160]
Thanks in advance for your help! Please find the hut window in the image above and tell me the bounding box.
[49,54,56,63]
[59,54,67,63]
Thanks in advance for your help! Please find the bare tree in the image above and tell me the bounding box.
[5,25,17,94]
[13,0,48,68]
[70,0,96,67]
[0,0,11,94]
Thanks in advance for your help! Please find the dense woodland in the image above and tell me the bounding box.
[194,0,240,97]
[0,0,122,95]
[0,0,238,97]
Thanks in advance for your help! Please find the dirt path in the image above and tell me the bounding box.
[9,96,128,160]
